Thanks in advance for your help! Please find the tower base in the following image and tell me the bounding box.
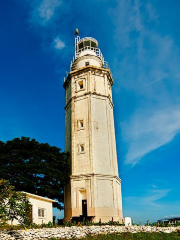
[64,174,123,223]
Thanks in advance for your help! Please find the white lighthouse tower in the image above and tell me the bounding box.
[63,29,123,223]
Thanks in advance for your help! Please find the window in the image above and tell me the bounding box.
[78,80,83,90]
[77,119,84,130]
[91,41,97,48]
[85,62,89,66]
[84,40,90,47]
[38,208,46,218]
[80,144,84,152]
[78,143,85,154]
[76,79,85,92]
[79,120,83,128]
[78,42,83,50]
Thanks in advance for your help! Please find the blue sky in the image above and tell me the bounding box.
[1,0,180,223]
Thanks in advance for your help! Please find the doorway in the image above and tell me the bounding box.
[82,200,87,218]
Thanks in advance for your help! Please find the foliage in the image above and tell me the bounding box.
[28,221,55,229]
[0,179,31,226]
[47,221,54,228]
[0,221,56,230]
[64,220,126,227]
[0,137,69,210]
[145,219,149,226]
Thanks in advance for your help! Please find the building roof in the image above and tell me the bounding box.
[158,217,180,222]
[22,191,57,203]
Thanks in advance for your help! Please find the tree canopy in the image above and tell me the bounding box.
[0,137,69,210]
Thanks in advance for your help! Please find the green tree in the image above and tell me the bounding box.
[0,137,69,210]
[0,179,31,225]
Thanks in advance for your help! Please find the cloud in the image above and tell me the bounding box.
[18,0,66,55]
[142,189,171,207]
[121,107,180,165]
[30,0,62,25]
[124,187,171,208]
[111,0,180,165]
[54,37,65,50]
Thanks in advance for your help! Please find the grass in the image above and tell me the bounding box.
[49,232,180,240]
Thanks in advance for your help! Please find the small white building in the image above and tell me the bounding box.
[9,192,57,225]
[124,217,132,226]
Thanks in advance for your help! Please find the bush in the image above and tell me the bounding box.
[47,221,54,228]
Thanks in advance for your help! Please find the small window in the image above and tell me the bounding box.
[85,62,89,66]
[78,80,83,89]
[78,143,85,154]
[80,144,84,152]
[38,208,46,218]
[77,79,85,92]
[79,120,83,128]
[77,119,84,130]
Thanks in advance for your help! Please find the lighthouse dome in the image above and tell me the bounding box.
[71,37,104,70]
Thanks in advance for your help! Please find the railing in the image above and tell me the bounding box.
[79,37,98,44]
[104,61,112,75]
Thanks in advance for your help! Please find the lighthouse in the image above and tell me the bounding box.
[63,30,123,223]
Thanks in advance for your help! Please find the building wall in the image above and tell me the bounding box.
[29,197,53,224]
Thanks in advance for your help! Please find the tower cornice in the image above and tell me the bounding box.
[70,173,122,183]
[64,92,114,110]
[63,65,114,89]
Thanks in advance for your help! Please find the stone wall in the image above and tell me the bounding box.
[1,225,180,239]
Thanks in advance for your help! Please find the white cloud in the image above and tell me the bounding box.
[122,107,180,165]
[111,0,180,165]
[19,0,66,54]
[124,188,171,208]
[54,37,65,50]
[142,189,171,207]
[30,0,62,25]
[38,0,61,22]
